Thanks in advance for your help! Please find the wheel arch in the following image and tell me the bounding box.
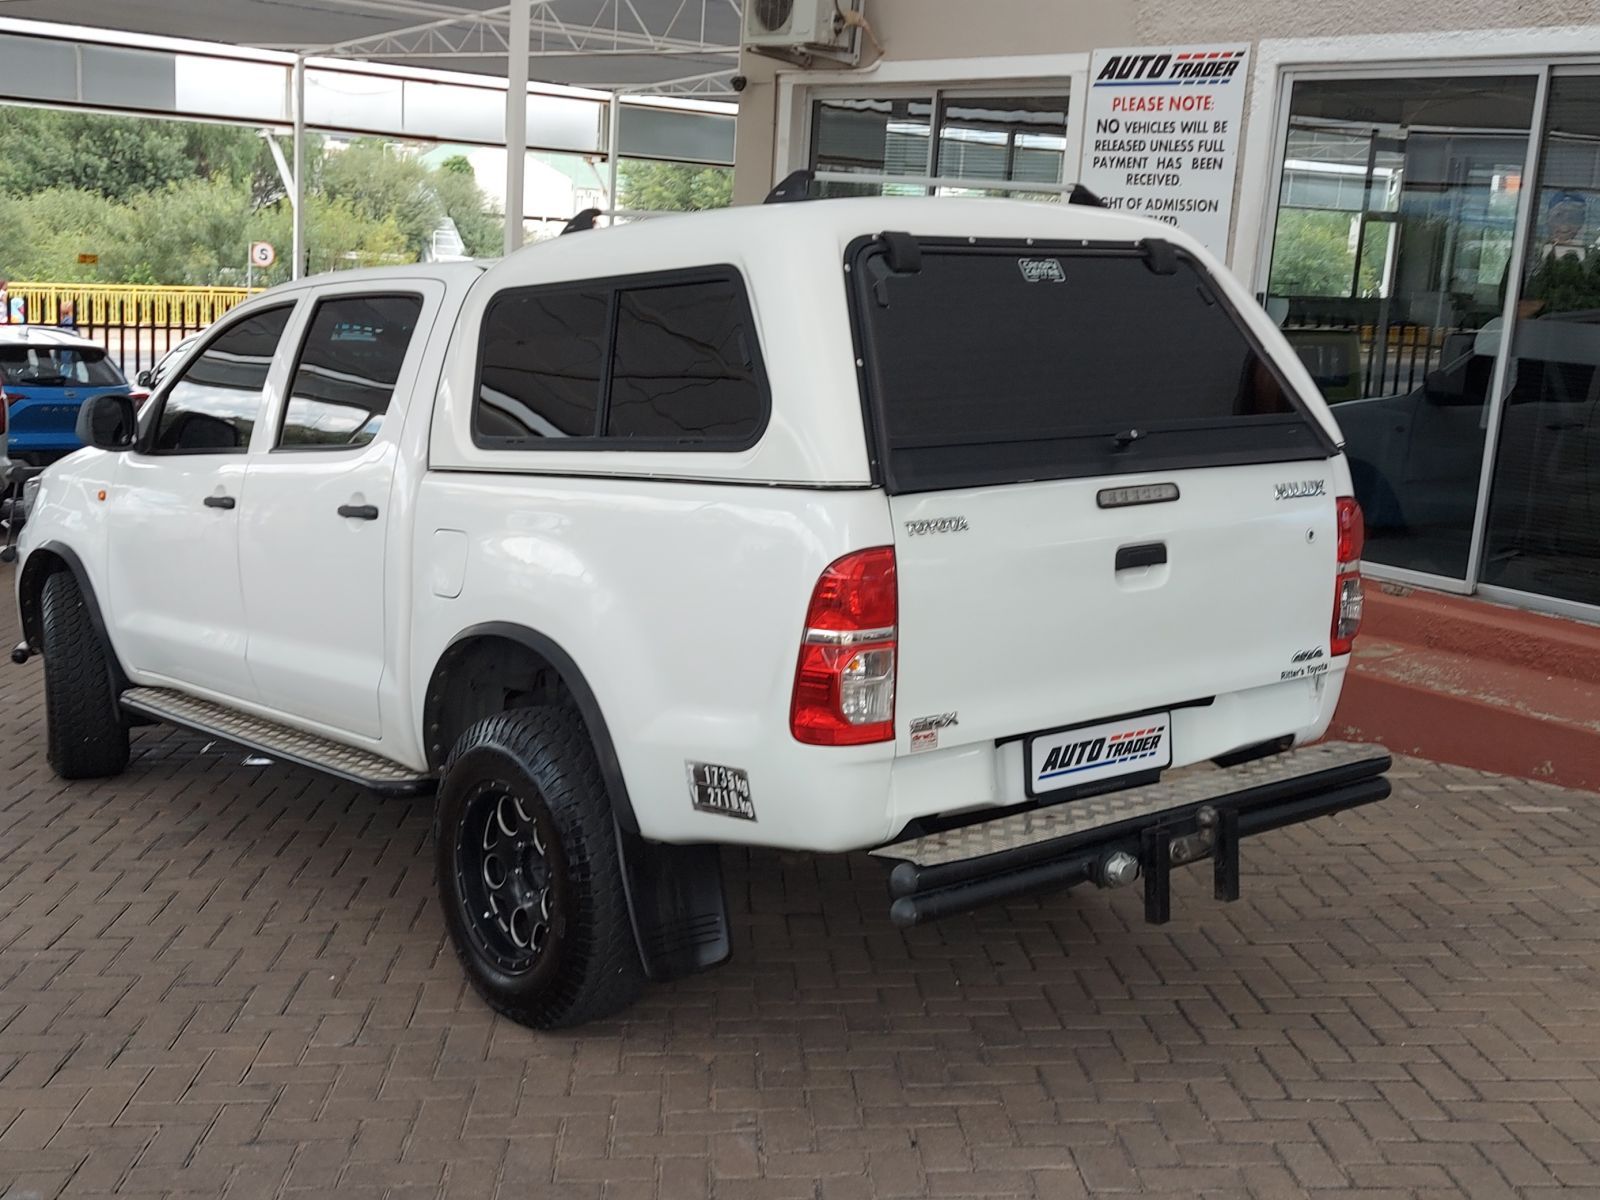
[18,541,130,692]
[422,622,638,835]
[423,623,731,983]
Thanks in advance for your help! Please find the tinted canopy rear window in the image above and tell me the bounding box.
[849,238,1331,493]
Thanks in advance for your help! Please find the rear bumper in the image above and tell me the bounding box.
[873,741,1390,927]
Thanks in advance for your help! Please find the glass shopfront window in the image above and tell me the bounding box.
[809,89,1069,200]
[1482,72,1600,608]
[1265,75,1538,582]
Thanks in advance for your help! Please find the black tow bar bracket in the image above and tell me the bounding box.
[1214,806,1241,902]
[1142,825,1172,925]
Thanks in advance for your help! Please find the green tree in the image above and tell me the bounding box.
[320,139,498,259]
[0,108,267,200]
[618,161,733,213]
[0,111,498,285]
[1268,209,1363,298]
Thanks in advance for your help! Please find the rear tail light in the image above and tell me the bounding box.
[1331,496,1365,655]
[790,547,897,745]
[127,391,149,407]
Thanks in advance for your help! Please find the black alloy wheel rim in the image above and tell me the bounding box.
[455,781,557,975]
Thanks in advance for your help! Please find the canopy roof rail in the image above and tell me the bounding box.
[560,208,603,235]
[764,169,815,204]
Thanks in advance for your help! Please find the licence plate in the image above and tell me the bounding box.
[1026,711,1172,796]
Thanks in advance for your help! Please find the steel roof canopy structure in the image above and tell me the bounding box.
[0,0,740,92]
[0,2,741,268]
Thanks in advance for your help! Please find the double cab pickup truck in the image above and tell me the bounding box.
[13,196,1389,1028]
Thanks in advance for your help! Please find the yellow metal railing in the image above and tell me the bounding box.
[8,283,258,327]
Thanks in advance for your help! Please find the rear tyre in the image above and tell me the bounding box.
[39,570,130,779]
[434,707,645,1029]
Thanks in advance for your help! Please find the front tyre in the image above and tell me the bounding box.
[434,707,644,1029]
[39,570,130,780]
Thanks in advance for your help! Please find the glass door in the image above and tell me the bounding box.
[1480,70,1600,612]
[1264,75,1538,583]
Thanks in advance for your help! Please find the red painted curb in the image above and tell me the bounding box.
[1364,586,1600,685]
[1334,667,1600,792]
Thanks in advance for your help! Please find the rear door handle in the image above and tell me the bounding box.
[203,494,235,510]
[1115,542,1167,571]
[338,504,380,521]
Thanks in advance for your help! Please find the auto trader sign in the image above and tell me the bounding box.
[1079,44,1251,257]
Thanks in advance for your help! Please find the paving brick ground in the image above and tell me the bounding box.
[4,570,1600,1198]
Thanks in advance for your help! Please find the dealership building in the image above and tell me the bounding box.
[734,2,1600,629]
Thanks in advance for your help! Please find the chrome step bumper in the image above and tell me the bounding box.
[872,741,1391,927]
[121,686,434,796]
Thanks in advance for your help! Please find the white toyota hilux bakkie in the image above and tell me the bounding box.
[13,195,1390,1029]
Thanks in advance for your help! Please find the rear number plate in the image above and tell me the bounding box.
[1027,712,1172,796]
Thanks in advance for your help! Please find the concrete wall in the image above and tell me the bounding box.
[1134,0,1581,41]
[731,0,1591,206]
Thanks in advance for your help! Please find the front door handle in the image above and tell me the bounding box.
[338,504,380,521]
[203,494,236,510]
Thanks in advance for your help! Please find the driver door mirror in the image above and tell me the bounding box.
[135,368,154,388]
[76,393,138,450]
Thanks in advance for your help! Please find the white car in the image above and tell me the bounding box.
[12,197,1388,1028]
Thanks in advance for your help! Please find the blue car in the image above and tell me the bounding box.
[1,327,137,466]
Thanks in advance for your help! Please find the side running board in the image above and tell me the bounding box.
[120,686,434,796]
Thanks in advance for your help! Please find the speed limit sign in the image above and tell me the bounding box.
[249,241,276,268]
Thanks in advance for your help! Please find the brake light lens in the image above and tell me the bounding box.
[790,547,897,745]
[1332,496,1365,656]
[127,391,149,407]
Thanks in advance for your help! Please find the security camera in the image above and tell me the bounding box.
[731,74,748,92]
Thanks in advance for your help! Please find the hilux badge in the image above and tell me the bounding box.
[1274,479,1326,501]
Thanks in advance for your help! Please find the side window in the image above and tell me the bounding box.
[607,279,763,442]
[278,294,424,449]
[470,268,768,450]
[475,286,608,441]
[153,306,293,454]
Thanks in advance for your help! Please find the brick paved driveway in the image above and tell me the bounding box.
[4,570,1600,1199]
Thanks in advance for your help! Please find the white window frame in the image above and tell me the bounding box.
[773,53,1090,198]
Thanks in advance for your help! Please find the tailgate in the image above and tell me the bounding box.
[891,461,1338,755]
[845,230,1342,763]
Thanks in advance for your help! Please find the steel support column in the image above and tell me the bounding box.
[292,54,306,279]
[606,90,622,221]
[504,0,530,253]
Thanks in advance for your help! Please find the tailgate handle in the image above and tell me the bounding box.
[1116,542,1167,571]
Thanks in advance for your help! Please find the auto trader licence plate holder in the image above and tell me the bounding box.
[1026,711,1172,798]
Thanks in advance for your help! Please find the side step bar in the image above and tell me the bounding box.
[873,741,1391,927]
[120,686,434,796]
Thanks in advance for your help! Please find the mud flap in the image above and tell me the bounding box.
[614,828,732,982]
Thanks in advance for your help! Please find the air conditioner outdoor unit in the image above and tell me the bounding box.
[744,0,862,66]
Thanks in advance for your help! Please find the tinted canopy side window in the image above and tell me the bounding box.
[153,305,293,454]
[607,279,763,443]
[470,267,768,450]
[278,294,424,449]
[475,286,608,441]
